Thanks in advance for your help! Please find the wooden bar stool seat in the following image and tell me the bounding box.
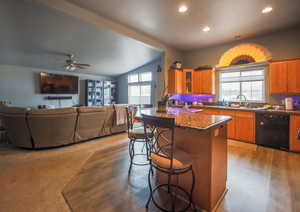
[128,128,153,140]
[150,149,192,171]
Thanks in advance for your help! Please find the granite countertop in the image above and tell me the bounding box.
[136,107,232,131]
[189,105,300,115]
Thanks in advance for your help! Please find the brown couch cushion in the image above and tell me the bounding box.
[75,107,107,142]
[102,105,114,136]
[0,107,33,148]
[27,108,77,148]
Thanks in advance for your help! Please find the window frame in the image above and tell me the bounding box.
[128,71,153,105]
[219,64,267,103]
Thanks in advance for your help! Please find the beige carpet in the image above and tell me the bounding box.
[0,134,127,212]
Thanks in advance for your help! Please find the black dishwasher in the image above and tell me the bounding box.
[256,112,290,151]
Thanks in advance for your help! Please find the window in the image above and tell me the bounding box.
[140,72,152,82]
[128,74,139,83]
[128,72,152,104]
[219,67,265,102]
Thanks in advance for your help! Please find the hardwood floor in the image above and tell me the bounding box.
[62,139,300,212]
[1,135,299,212]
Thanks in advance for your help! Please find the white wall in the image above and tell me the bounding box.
[0,64,112,108]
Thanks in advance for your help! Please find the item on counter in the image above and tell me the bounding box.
[184,102,189,108]
[273,105,281,110]
[284,97,294,110]
[230,103,240,108]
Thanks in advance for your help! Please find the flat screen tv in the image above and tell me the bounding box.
[40,72,79,94]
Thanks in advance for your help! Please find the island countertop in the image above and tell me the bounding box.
[136,107,232,130]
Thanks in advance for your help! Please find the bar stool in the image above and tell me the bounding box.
[142,114,196,212]
[126,106,153,173]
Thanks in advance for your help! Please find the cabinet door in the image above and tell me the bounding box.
[201,69,215,94]
[290,115,300,152]
[287,59,300,94]
[183,69,194,94]
[193,70,202,94]
[269,61,287,94]
[218,110,236,139]
[235,111,255,143]
[168,70,183,94]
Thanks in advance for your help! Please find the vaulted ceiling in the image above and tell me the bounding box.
[67,0,300,50]
[0,0,162,76]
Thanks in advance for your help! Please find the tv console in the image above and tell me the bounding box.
[45,96,72,100]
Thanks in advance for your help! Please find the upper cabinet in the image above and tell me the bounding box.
[168,69,183,94]
[287,60,300,93]
[168,69,215,94]
[183,69,194,94]
[193,69,215,94]
[269,59,300,94]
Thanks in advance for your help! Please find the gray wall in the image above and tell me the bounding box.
[0,65,112,108]
[182,26,300,68]
[117,57,162,104]
[182,26,300,105]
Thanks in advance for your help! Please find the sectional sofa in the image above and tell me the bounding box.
[0,105,127,149]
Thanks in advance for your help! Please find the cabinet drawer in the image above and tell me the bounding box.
[235,111,255,118]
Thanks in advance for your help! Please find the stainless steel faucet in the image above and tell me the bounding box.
[236,94,248,106]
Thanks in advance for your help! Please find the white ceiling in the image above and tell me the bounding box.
[0,0,162,76]
[67,0,300,50]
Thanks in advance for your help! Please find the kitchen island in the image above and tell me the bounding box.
[137,107,232,212]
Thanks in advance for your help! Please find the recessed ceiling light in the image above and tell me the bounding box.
[178,5,188,13]
[202,26,210,32]
[262,6,273,14]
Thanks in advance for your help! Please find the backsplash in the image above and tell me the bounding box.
[270,94,300,107]
[170,94,215,103]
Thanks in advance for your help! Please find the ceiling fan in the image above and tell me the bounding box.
[64,54,91,71]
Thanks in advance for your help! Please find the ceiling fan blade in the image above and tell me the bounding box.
[75,63,90,67]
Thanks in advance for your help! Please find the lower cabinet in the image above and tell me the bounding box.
[201,108,255,143]
[218,110,236,139]
[235,111,255,143]
[290,115,300,152]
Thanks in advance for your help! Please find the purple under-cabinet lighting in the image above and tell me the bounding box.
[170,94,215,102]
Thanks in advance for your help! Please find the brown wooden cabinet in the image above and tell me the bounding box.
[168,69,183,94]
[183,69,194,94]
[193,69,215,94]
[269,61,288,94]
[290,115,300,152]
[201,108,255,143]
[287,59,300,93]
[269,59,300,94]
[218,109,236,139]
[235,111,255,143]
[168,69,215,94]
